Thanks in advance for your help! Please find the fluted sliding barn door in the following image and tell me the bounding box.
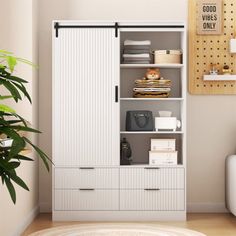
[53,26,119,166]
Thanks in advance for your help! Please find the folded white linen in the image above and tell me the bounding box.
[123,53,150,58]
[133,88,171,92]
[124,40,151,46]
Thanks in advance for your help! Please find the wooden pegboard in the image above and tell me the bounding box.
[189,0,236,94]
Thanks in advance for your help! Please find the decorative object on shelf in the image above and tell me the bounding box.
[151,139,176,151]
[155,111,181,131]
[120,138,132,165]
[133,69,171,98]
[196,0,222,35]
[149,138,177,165]
[126,110,154,131]
[149,151,178,165]
[209,63,219,75]
[145,68,160,80]
[230,38,236,53]
[222,65,232,75]
[154,50,182,64]
[122,40,151,64]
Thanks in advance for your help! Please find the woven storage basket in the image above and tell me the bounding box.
[154,50,182,64]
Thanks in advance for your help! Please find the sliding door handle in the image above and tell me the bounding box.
[115,85,118,103]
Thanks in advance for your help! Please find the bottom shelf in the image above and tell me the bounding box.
[120,133,184,165]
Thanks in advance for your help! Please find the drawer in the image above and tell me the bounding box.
[54,168,119,189]
[120,189,185,211]
[120,167,184,189]
[54,189,119,211]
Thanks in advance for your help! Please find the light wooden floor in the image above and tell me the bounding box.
[23,213,236,236]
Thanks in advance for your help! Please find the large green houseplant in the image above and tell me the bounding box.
[0,50,50,203]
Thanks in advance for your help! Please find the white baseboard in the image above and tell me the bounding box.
[39,202,229,214]
[40,202,52,213]
[187,202,229,213]
[12,205,39,236]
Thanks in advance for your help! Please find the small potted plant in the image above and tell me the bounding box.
[0,50,50,203]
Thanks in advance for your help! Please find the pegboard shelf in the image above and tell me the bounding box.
[204,75,236,81]
[189,0,236,94]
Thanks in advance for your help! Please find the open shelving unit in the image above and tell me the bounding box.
[119,25,186,167]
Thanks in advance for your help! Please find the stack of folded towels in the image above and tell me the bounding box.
[122,40,151,64]
[133,79,171,98]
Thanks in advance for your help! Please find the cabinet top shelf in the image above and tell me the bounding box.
[120,64,184,69]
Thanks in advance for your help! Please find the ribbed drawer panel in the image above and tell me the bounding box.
[120,168,185,189]
[54,168,119,189]
[55,189,119,211]
[120,189,185,211]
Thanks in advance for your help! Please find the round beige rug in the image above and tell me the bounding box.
[29,223,206,236]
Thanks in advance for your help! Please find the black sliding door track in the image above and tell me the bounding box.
[54,22,184,37]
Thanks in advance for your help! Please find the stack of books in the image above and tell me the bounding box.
[149,139,178,166]
[122,40,151,64]
[133,78,171,98]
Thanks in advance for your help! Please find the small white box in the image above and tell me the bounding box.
[155,117,181,131]
[149,151,178,165]
[151,139,175,151]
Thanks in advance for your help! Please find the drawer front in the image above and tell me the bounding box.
[54,168,119,189]
[55,189,119,211]
[120,168,184,189]
[120,189,185,211]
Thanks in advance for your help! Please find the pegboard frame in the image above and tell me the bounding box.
[189,0,236,94]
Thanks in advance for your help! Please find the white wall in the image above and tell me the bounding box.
[39,0,233,212]
[0,0,39,235]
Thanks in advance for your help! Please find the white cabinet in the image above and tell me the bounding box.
[53,21,186,221]
[53,26,119,167]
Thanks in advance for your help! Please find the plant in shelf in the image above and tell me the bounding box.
[0,50,50,203]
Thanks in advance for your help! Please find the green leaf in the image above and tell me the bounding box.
[7,75,28,84]
[16,57,37,68]
[7,56,17,72]
[12,154,33,161]
[0,49,13,55]
[0,95,13,100]
[13,114,28,127]
[11,82,32,103]
[0,160,20,170]
[23,137,51,171]
[9,125,41,133]
[4,176,16,204]
[1,80,22,102]
[0,104,15,113]
[8,173,29,191]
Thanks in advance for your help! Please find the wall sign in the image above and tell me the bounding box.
[197,0,222,35]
